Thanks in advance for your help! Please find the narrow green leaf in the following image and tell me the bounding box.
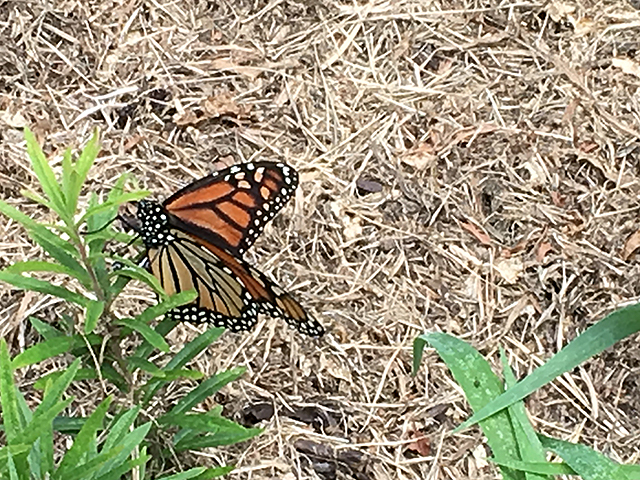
[61,147,74,207]
[32,359,81,421]
[21,189,54,210]
[539,435,629,480]
[28,230,91,287]
[164,367,246,418]
[500,351,549,480]
[84,300,105,334]
[92,422,152,480]
[56,396,113,477]
[24,126,68,218]
[127,357,165,376]
[102,407,141,452]
[134,317,179,367]
[117,318,170,353]
[141,327,223,403]
[11,337,74,369]
[488,459,574,476]
[70,129,100,208]
[175,420,261,451]
[55,445,125,480]
[110,261,166,298]
[0,272,89,307]
[0,198,44,231]
[0,340,21,443]
[29,317,63,340]
[456,303,640,432]
[92,453,150,480]
[33,367,97,391]
[156,468,207,480]
[413,333,522,480]
[79,191,149,226]
[4,260,82,278]
[16,397,74,446]
[135,290,198,325]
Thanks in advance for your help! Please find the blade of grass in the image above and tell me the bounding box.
[0,340,22,443]
[456,303,640,432]
[413,332,523,480]
[55,396,113,477]
[539,435,629,480]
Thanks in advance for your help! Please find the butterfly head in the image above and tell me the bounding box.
[136,200,173,248]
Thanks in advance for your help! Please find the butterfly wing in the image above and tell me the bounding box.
[148,230,324,337]
[163,161,299,256]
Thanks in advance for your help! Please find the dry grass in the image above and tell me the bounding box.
[2,0,640,478]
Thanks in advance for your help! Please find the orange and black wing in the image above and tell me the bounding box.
[147,230,324,337]
[163,161,298,256]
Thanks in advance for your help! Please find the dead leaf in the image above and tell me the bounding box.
[574,17,596,36]
[460,221,492,246]
[173,109,200,126]
[612,57,640,79]
[494,257,524,284]
[537,242,553,262]
[578,141,598,153]
[203,92,242,117]
[401,142,436,170]
[622,228,640,260]
[0,109,27,128]
[550,190,566,207]
[406,431,431,456]
[547,0,576,22]
[449,123,499,148]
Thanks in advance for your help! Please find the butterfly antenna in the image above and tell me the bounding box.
[82,215,119,235]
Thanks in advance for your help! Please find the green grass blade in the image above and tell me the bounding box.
[55,446,125,480]
[0,272,89,307]
[456,303,640,432]
[500,350,550,480]
[92,453,150,480]
[539,435,629,480]
[102,407,141,452]
[156,468,207,480]
[33,359,81,419]
[55,396,112,477]
[414,332,523,480]
[0,340,22,443]
[92,422,152,479]
[11,337,74,369]
[173,413,261,451]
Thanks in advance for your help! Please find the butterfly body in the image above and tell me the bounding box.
[134,162,324,338]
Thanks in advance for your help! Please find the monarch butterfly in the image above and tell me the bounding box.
[134,161,324,337]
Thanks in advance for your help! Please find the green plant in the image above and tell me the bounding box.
[413,305,640,480]
[0,128,261,479]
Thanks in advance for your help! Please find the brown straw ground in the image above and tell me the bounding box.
[2,0,640,478]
